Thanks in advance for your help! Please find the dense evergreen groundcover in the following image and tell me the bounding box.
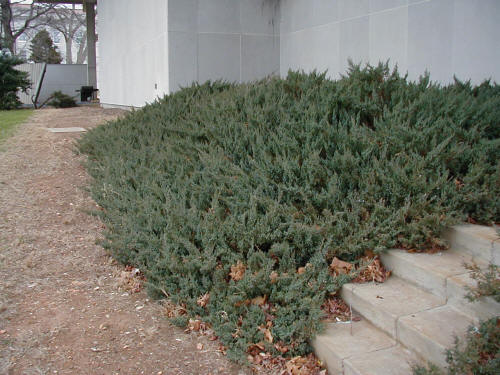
[78,63,500,360]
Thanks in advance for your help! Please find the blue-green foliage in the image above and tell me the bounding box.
[0,50,30,110]
[78,63,500,360]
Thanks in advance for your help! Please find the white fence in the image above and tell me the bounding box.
[16,63,88,106]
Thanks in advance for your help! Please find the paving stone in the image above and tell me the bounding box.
[315,225,497,373]
[47,127,87,133]
[444,225,498,264]
[381,249,477,298]
[341,277,445,338]
[313,320,396,374]
[398,305,472,369]
[343,346,417,375]
[446,272,500,322]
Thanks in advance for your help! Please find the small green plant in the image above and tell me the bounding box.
[49,91,77,108]
[465,262,500,303]
[0,49,30,110]
[413,317,500,375]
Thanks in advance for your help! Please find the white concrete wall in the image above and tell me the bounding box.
[280,0,500,84]
[97,0,169,108]
[168,0,280,92]
[96,0,500,108]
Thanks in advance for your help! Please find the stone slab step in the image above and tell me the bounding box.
[398,305,473,369]
[380,249,476,299]
[341,277,445,338]
[344,346,418,375]
[46,127,87,133]
[446,272,500,323]
[443,225,499,265]
[313,320,418,375]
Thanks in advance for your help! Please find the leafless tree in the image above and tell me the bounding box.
[48,4,85,64]
[75,28,86,64]
[0,0,54,53]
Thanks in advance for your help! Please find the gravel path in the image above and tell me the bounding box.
[0,107,248,375]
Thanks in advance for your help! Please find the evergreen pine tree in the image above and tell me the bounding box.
[0,49,30,109]
[29,30,62,64]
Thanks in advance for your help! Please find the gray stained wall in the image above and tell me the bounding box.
[97,0,500,108]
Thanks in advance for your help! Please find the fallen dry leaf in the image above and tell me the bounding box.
[197,292,210,307]
[321,296,351,321]
[353,256,391,283]
[259,325,273,343]
[284,354,326,375]
[196,343,204,350]
[230,260,246,281]
[115,265,144,293]
[270,271,278,284]
[330,257,353,275]
[274,342,289,354]
[251,295,267,306]
[162,299,187,318]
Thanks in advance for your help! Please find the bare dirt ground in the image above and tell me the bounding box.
[0,107,250,375]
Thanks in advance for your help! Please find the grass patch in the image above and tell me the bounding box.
[0,109,33,144]
[78,62,500,361]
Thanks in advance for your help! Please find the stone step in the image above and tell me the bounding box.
[341,277,445,338]
[380,249,476,299]
[344,346,418,375]
[314,224,498,372]
[446,272,500,323]
[443,224,499,265]
[398,305,473,369]
[380,249,499,323]
[313,320,418,375]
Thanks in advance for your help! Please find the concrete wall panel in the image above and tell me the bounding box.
[168,32,198,91]
[198,0,241,33]
[339,16,369,74]
[241,0,280,35]
[312,0,339,28]
[97,0,169,108]
[198,33,241,83]
[241,35,280,82]
[168,0,198,32]
[339,0,369,19]
[369,6,408,73]
[280,0,500,84]
[452,0,500,83]
[169,0,281,90]
[96,0,500,108]
[407,0,454,83]
[369,0,408,13]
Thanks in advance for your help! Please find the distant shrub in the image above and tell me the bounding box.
[49,91,77,108]
[78,62,500,361]
[0,49,30,110]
